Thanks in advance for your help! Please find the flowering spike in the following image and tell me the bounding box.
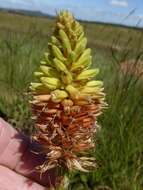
[29,11,106,174]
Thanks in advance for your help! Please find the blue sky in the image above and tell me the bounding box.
[0,0,143,27]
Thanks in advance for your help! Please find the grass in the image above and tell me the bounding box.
[0,11,143,189]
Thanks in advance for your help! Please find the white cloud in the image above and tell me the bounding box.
[110,0,128,7]
[137,14,143,20]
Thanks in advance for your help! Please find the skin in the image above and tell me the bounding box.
[0,118,56,190]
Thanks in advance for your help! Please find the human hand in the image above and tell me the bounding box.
[0,118,55,190]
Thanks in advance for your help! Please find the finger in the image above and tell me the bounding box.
[0,118,55,187]
[0,165,46,190]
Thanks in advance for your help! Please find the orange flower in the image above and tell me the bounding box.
[30,11,106,174]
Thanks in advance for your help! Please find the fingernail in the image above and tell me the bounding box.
[0,118,4,136]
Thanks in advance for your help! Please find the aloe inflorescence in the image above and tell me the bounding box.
[30,11,106,174]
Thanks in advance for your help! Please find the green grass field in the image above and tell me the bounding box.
[0,11,143,190]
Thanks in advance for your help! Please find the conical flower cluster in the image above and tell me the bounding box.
[30,11,106,173]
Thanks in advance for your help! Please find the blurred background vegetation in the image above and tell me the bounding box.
[0,11,143,190]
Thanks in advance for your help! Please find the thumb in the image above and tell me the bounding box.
[0,165,47,190]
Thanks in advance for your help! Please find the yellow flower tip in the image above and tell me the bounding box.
[40,77,61,90]
[51,90,68,103]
